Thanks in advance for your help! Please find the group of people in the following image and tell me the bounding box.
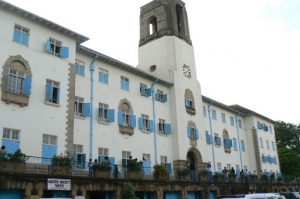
[87,156,119,178]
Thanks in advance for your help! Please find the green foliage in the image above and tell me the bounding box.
[228,172,237,178]
[278,148,300,177]
[153,164,169,179]
[52,154,72,168]
[214,172,223,180]
[127,159,143,172]
[93,162,111,171]
[9,149,27,163]
[123,183,138,199]
[176,168,190,177]
[275,121,300,153]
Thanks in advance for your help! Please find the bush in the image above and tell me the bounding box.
[123,183,138,199]
[9,149,27,163]
[52,154,72,168]
[153,164,169,179]
[176,168,190,177]
[127,159,143,172]
[93,162,111,172]
[228,172,237,178]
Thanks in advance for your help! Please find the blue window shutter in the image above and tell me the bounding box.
[21,32,29,45]
[162,94,168,102]
[108,109,115,122]
[166,163,172,175]
[2,139,20,154]
[155,93,159,101]
[60,47,69,58]
[81,153,86,169]
[45,39,51,53]
[140,85,146,96]
[46,84,53,102]
[56,87,60,104]
[83,103,91,117]
[130,115,136,128]
[165,124,172,135]
[196,129,199,140]
[121,79,124,89]
[149,120,154,132]
[187,127,191,139]
[228,139,233,147]
[81,65,85,76]
[104,74,108,84]
[108,157,115,169]
[118,112,123,125]
[22,76,32,96]
[98,155,104,164]
[139,117,144,130]
[143,161,151,174]
[42,144,57,165]
[13,29,21,42]
[146,88,152,97]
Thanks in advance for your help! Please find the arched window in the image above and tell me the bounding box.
[1,55,32,106]
[118,99,136,135]
[184,89,196,115]
[176,4,185,37]
[148,16,157,36]
[187,121,199,141]
[222,129,232,153]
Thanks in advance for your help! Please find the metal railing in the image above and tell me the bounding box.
[0,155,298,184]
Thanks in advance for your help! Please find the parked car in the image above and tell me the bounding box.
[245,193,285,199]
[280,192,300,199]
[218,194,245,199]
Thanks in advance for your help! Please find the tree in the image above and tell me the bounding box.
[278,148,300,177]
[275,121,300,154]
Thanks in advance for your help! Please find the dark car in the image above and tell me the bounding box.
[280,192,300,199]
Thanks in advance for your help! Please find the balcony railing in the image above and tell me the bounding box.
[0,155,298,184]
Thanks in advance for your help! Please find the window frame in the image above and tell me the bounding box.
[212,109,217,120]
[2,128,20,141]
[142,114,150,132]
[49,38,62,57]
[42,134,57,146]
[99,147,109,157]
[158,119,166,134]
[99,68,109,84]
[13,24,30,46]
[75,60,85,77]
[45,79,60,104]
[74,96,84,117]
[121,76,129,91]
[122,150,131,159]
[99,103,109,122]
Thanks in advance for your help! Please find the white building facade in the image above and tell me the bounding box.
[0,0,280,175]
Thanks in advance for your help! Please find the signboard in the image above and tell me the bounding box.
[47,178,71,191]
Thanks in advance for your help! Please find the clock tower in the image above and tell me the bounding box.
[138,0,206,171]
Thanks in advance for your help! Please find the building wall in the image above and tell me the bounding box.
[0,9,76,157]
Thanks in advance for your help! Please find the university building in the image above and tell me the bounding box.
[0,0,281,198]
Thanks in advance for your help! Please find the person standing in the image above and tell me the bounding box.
[88,158,93,177]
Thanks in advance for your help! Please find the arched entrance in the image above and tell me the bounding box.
[186,147,203,171]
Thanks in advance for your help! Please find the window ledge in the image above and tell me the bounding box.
[74,115,85,119]
[186,106,196,115]
[44,101,60,107]
[158,132,168,136]
[98,120,110,125]
[1,90,29,107]
[142,130,151,134]
[119,125,134,136]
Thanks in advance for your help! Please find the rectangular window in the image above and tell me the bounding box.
[221,113,226,123]
[75,60,85,76]
[99,103,109,122]
[99,147,109,157]
[232,138,238,150]
[212,110,217,120]
[43,134,57,145]
[266,140,270,150]
[230,116,235,126]
[122,151,131,159]
[185,98,194,108]
[203,106,207,117]
[238,119,242,128]
[73,144,83,154]
[142,153,151,161]
[227,164,231,169]
[122,110,131,127]
[121,76,129,91]
[259,137,264,148]
[160,156,167,164]
[159,119,166,134]
[271,141,276,151]
[142,114,150,132]
[156,89,167,103]
[2,128,20,140]
[214,134,222,146]
[45,80,60,104]
[99,68,109,84]
[241,140,245,152]
[7,69,25,94]
[269,126,273,133]
[13,24,29,46]
[190,127,197,140]
[140,83,148,96]
[206,131,212,144]
[74,97,84,116]
[48,38,62,57]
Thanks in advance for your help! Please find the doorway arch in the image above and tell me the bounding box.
[186,147,203,171]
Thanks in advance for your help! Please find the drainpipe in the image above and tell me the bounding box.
[150,78,159,164]
[208,104,216,172]
[235,115,243,170]
[89,55,99,160]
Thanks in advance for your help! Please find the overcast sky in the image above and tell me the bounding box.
[5,0,300,124]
